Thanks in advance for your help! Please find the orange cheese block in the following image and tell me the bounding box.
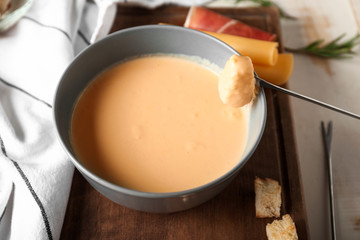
[254,53,294,86]
[158,23,278,67]
[202,30,279,66]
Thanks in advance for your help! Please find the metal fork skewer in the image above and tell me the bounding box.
[321,121,336,240]
[257,76,360,120]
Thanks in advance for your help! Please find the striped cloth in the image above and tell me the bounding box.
[0,0,208,239]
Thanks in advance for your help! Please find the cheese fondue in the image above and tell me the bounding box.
[71,55,250,193]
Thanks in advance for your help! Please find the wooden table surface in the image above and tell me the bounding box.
[205,1,360,239]
[279,1,360,239]
[60,6,309,239]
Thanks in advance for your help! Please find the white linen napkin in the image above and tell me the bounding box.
[0,0,209,239]
[0,1,87,239]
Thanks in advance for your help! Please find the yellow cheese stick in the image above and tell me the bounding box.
[158,24,279,66]
[202,31,279,67]
[254,53,294,86]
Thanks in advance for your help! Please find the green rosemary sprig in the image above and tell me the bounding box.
[235,0,296,20]
[285,33,360,59]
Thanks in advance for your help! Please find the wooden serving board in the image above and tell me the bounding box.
[61,5,309,239]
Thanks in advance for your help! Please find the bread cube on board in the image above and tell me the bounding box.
[255,177,281,218]
[266,214,298,240]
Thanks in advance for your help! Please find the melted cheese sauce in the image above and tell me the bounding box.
[71,55,249,193]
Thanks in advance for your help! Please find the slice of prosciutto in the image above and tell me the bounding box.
[184,6,276,42]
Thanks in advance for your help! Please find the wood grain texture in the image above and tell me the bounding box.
[277,1,360,239]
[60,6,308,239]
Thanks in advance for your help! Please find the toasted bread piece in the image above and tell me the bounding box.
[255,177,281,218]
[266,214,298,240]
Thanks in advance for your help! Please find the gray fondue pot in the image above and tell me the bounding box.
[53,25,267,213]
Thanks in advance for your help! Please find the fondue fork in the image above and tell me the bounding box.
[256,75,360,120]
[321,121,336,240]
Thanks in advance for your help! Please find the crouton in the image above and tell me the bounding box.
[266,214,298,240]
[255,177,281,218]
